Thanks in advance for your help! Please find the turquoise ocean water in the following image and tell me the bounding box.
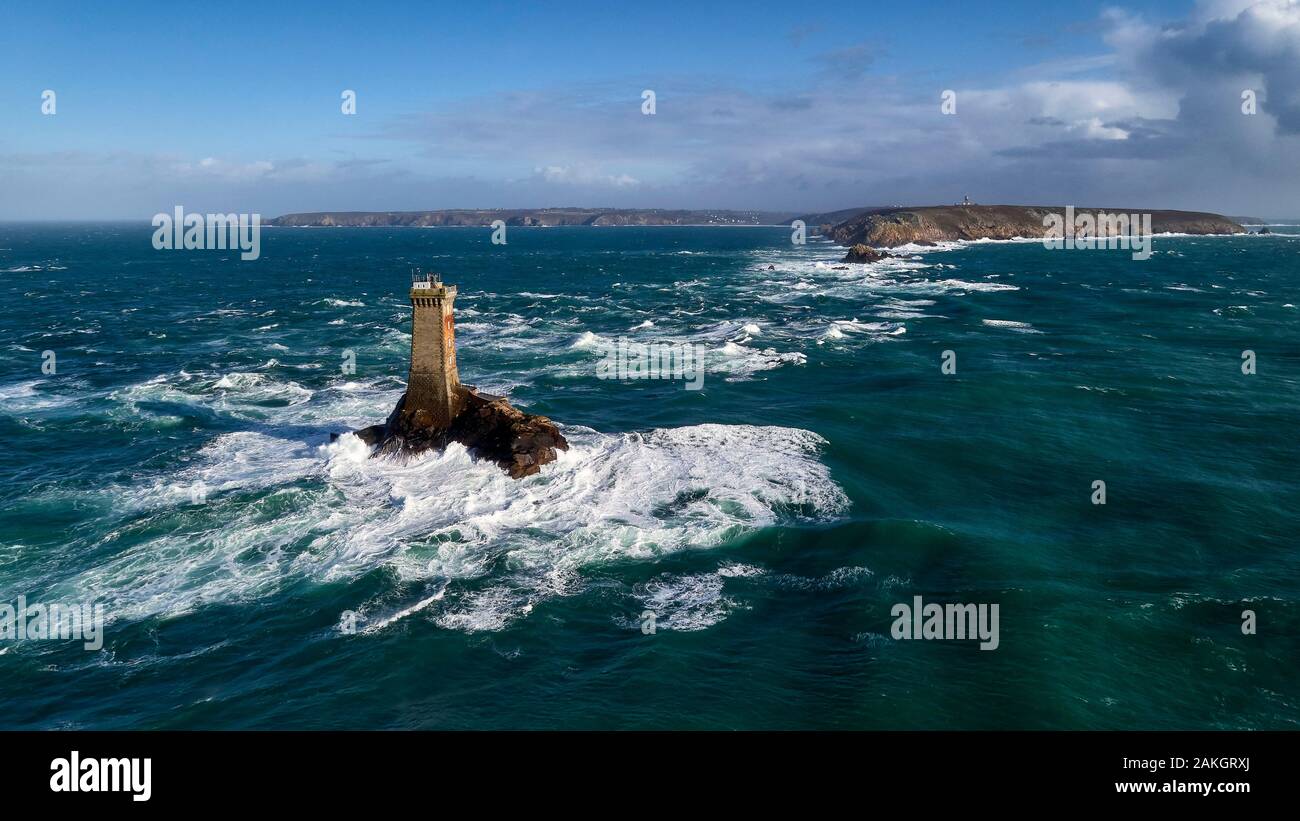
[1,223,1297,729]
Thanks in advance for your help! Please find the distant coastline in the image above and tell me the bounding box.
[265,208,794,228]
[266,204,1248,247]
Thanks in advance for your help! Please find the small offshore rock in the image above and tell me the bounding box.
[842,243,892,263]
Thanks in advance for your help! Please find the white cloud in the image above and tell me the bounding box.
[533,164,640,187]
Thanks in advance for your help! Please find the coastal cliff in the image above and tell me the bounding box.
[824,205,1244,247]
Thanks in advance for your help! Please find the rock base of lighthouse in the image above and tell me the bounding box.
[349,386,568,479]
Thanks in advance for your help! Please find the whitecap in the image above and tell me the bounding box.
[982,319,1043,333]
[0,379,78,413]
[628,573,736,631]
[570,330,608,350]
[713,342,807,377]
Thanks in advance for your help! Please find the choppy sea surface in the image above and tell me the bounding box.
[1,223,1297,729]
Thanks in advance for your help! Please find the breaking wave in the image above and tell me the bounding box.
[43,422,849,632]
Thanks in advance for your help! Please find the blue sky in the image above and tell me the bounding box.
[2,0,1296,217]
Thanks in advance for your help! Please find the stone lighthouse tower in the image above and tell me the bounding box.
[405,271,463,428]
[346,270,568,477]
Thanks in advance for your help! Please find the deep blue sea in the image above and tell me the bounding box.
[1,223,1297,729]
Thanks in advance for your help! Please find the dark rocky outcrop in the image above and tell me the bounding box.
[826,205,1245,248]
[349,387,568,479]
[841,243,893,263]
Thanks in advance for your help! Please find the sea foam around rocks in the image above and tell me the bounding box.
[41,418,849,632]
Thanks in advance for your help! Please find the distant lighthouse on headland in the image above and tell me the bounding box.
[343,271,568,479]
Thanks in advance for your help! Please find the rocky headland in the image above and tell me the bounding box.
[822,205,1244,248]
